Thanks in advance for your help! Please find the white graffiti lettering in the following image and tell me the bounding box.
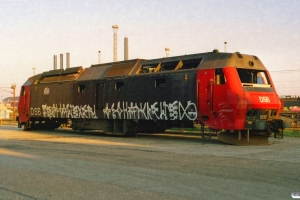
[103,101,197,121]
[218,102,231,121]
[31,104,98,119]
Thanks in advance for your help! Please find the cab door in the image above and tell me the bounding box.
[18,86,31,123]
[197,69,215,122]
[212,68,232,128]
[197,68,231,129]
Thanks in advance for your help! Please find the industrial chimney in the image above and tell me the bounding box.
[60,54,63,69]
[66,52,70,68]
[124,37,128,60]
[165,48,170,57]
[53,55,57,70]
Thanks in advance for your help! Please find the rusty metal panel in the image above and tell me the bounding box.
[200,53,266,70]
[57,74,80,82]
[61,66,83,75]
[40,76,60,83]
[30,82,75,116]
[200,53,230,69]
[42,69,64,77]
[22,74,41,86]
[77,65,111,81]
[104,61,138,77]
[39,67,83,83]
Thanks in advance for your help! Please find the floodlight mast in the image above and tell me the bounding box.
[112,25,119,62]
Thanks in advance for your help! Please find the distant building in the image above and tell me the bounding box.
[2,96,19,108]
[0,103,12,119]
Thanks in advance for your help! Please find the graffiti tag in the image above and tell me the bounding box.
[103,101,197,120]
[30,104,98,119]
[218,102,233,121]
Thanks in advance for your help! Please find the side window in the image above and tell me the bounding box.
[257,72,269,84]
[78,85,85,93]
[215,68,226,85]
[155,78,166,88]
[115,82,124,91]
[20,86,25,96]
[44,87,50,95]
[237,69,271,86]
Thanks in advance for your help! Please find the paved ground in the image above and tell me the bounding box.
[0,125,299,200]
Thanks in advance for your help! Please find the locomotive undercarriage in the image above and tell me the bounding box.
[70,119,190,136]
[21,117,194,138]
[217,119,284,145]
[20,118,64,131]
[20,116,283,145]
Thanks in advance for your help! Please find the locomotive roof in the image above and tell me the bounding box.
[23,50,267,85]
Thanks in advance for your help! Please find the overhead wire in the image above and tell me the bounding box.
[269,69,300,73]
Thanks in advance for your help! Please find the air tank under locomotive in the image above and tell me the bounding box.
[17,50,283,145]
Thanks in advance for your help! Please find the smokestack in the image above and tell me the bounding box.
[60,54,63,69]
[224,42,227,52]
[98,51,101,64]
[53,55,57,70]
[165,48,170,57]
[124,37,128,60]
[66,52,70,68]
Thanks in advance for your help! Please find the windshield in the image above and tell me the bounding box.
[237,68,271,88]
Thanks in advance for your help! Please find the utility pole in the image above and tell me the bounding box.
[11,84,16,120]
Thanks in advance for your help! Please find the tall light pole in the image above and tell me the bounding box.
[112,25,119,62]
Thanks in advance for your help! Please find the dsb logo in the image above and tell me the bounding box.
[259,96,270,103]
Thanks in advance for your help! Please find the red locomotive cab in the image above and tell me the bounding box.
[237,68,282,120]
[197,67,246,130]
[241,70,281,109]
[198,65,282,127]
[18,86,31,126]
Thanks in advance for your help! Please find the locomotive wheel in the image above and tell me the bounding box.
[23,121,32,131]
[274,130,284,139]
[23,125,30,131]
[218,131,269,145]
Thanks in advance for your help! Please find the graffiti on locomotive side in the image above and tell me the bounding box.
[30,104,98,119]
[218,102,233,121]
[103,101,197,120]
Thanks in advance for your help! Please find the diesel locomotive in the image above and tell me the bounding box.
[17,50,284,145]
